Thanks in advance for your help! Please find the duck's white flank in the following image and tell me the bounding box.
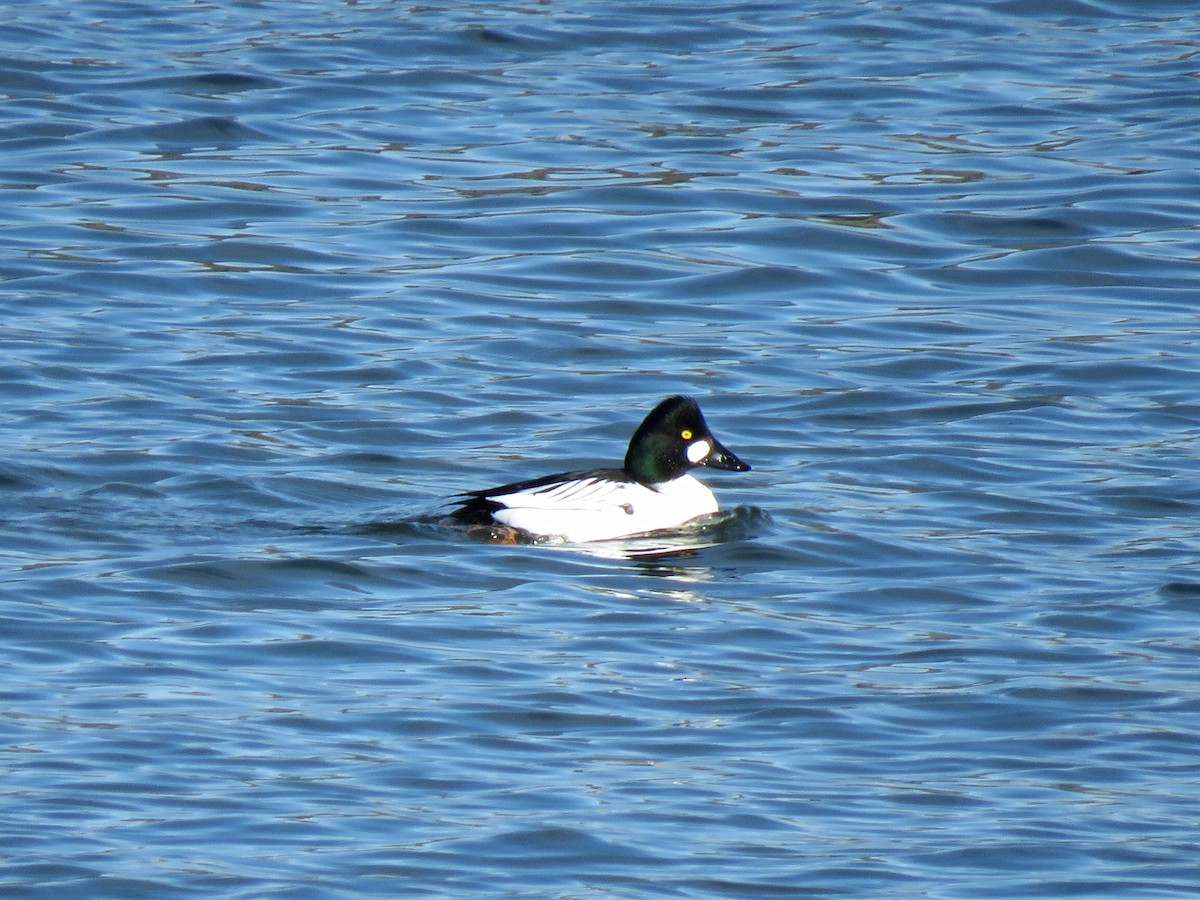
[489,473,718,543]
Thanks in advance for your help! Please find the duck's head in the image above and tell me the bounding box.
[623,395,751,485]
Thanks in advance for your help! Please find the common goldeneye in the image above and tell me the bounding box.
[451,395,750,543]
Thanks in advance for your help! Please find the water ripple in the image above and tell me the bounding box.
[3,0,1200,896]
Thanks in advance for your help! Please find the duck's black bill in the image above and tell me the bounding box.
[701,439,751,472]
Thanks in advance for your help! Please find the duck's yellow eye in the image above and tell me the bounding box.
[681,429,693,440]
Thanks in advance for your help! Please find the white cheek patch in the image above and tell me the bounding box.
[686,439,712,464]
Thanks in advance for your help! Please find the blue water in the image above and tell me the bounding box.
[3,0,1200,896]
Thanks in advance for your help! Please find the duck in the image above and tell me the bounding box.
[450,395,750,543]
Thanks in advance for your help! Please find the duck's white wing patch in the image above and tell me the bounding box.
[490,474,719,543]
[492,476,630,511]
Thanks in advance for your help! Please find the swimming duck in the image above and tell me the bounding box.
[451,395,750,543]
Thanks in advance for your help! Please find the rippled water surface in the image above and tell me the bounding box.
[4,1,1200,896]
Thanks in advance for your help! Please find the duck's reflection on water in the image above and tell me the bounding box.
[537,506,768,568]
